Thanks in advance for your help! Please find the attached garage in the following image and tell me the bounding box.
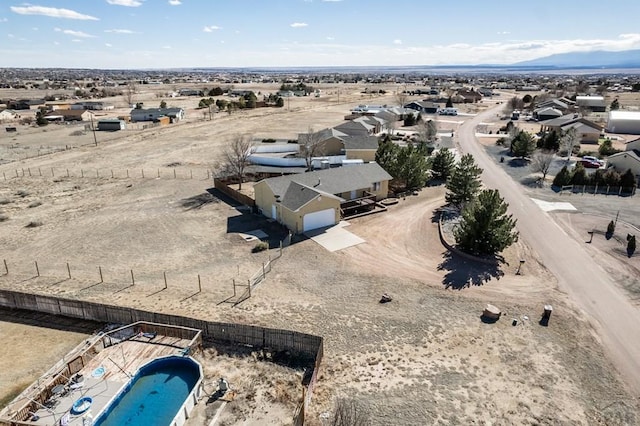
[303,208,337,232]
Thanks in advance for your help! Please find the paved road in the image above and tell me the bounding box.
[457,103,640,394]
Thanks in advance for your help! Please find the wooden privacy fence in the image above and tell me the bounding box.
[214,177,256,207]
[0,289,323,425]
[2,166,212,181]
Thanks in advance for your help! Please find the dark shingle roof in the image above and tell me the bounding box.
[279,182,341,211]
[342,135,379,150]
[263,163,392,199]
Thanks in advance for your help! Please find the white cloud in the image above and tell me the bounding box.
[105,29,135,34]
[72,39,82,43]
[168,0,182,5]
[326,36,334,40]
[0,18,7,23]
[106,0,143,7]
[497,31,511,35]
[55,28,95,38]
[8,34,14,38]
[105,43,112,47]
[290,22,308,28]
[203,25,221,32]
[393,39,402,45]
[162,45,171,49]
[10,6,99,20]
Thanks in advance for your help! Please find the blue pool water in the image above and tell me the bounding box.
[93,356,201,426]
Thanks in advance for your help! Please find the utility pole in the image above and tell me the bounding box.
[90,113,98,146]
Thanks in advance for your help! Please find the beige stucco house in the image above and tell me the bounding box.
[298,128,379,163]
[606,137,640,182]
[254,163,392,233]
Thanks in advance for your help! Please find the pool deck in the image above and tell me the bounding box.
[26,334,193,425]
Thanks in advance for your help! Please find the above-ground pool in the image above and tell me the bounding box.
[93,356,202,426]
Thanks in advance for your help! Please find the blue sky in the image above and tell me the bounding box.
[2,0,640,69]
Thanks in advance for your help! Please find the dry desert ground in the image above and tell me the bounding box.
[1,85,639,425]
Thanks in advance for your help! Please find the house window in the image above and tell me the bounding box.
[372,181,381,191]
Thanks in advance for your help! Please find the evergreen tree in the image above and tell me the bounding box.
[628,235,636,256]
[553,165,571,186]
[610,98,620,110]
[445,153,482,208]
[35,109,48,126]
[446,96,453,108]
[603,169,621,186]
[570,162,588,185]
[275,97,285,107]
[397,144,428,189]
[510,130,536,159]
[375,139,401,178]
[159,100,167,108]
[620,169,637,188]
[430,148,456,181]
[454,189,519,256]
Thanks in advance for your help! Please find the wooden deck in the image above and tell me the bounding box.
[83,334,193,383]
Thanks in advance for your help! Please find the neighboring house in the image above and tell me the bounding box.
[457,89,482,103]
[625,137,640,152]
[97,119,126,131]
[44,109,93,122]
[404,101,440,114]
[333,119,376,137]
[178,88,202,96]
[540,114,602,143]
[607,110,640,135]
[298,128,348,157]
[534,107,563,121]
[130,107,184,123]
[576,95,607,112]
[536,99,570,112]
[342,136,379,162]
[253,162,392,233]
[71,101,115,111]
[606,150,640,183]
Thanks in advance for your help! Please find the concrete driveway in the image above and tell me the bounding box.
[305,221,365,252]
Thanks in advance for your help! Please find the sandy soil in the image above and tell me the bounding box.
[1,84,639,425]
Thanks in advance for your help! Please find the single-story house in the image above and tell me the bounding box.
[97,119,126,131]
[130,107,184,123]
[342,136,379,162]
[536,99,570,112]
[297,129,379,162]
[606,150,640,183]
[44,109,93,122]
[576,95,606,112]
[333,119,376,137]
[253,162,392,233]
[457,89,482,103]
[607,110,640,135]
[298,128,348,157]
[540,115,602,143]
[404,101,440,114]
[625,137,640,152]
[71,101,115,111]
[534,107,563,121]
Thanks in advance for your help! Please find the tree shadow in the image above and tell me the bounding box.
[180,188,221,210]
[437,251,505,290]
[508,157,530,168]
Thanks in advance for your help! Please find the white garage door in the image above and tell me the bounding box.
[303,208,336,232]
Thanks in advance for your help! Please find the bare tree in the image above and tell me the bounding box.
[395,86,409,108]
[330,398,370,426]
[385,118,398,136]
[530,150,555,184]
[298,126,324,171]
[223,134,253,190]
[503,96,524,115]
[124,81,136,107]
[560,127,579,163]
[416,118,438,144]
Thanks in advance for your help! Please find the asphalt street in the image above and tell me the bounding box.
[457,103,640,394]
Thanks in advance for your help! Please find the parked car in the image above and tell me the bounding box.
[580,159,601,168]
[582,156,604,166]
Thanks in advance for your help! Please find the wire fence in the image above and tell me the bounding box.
[1,166,212,181]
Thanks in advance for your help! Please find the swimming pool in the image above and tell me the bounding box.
[93,355,203,426]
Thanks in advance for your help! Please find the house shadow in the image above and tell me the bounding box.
[438,251,505,290]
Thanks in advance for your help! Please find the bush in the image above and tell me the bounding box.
[262,138,276,143]
[16,190,29,198]
[28,201,42,208]
[25,220,43,228]
[552,165,571,186]
[252,241,269,253]
[69,130,85,136]
[0,199,11,205]
[628,235,636,256]
[0,214,8,222]
[607,220,616,235]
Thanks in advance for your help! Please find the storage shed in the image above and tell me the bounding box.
[97,119,126,131]
[607,110,640,135]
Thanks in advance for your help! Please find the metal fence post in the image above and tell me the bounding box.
[99,266,103,283]
[35,261,39,277]
[67,262,71,279]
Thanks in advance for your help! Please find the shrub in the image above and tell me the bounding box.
[25,220,43,228]
[0,214,8,222]
[28,201,42,208]
[69,130,85,136]
[552,165,571,187]
[628,235,636,256]
[16,190,29,198]
[262,138,276,143]
[607,220,615,235]
[0,199,11,205]
[252,241,269,253]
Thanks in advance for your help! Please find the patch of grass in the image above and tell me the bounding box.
[69,130,85,136]
[15,190,29,198]
[252,241,269,253]
[28,201,42,208]
[0,381,30,409]
[25,220,43,228]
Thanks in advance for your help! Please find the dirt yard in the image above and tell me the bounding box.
[1,85,639,424]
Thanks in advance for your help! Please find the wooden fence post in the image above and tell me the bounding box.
[126,169,129,178]
[28,168,32,177]
[141,169,145,179]
[111,170,114,178]
[262,262,265,279]
[157,169,160,178]
[15,170,18,178]
[248,279,252,297]
[99,266,103,283]
[173,169,177,179]
[198,274,201,293]
[51,167,54,177]
[232,279,236,297]
[66,169,69,177]
[66,262,71,279]
[190,170,193,179]
[3,259,7,275]
[3,171,5,181]
[35,261,39,277]
[130,269,135,286]
[39,167,42,176]
[81,169,84,178]
[163,271,168,289]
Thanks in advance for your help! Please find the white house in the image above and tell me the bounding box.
[607,110,640,135]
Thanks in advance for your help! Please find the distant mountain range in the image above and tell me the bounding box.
[513,49,640,68]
